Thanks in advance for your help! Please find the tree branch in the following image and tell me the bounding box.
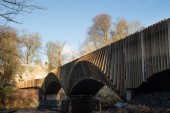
[0,0,44,24]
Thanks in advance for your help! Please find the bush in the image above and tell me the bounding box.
[96,86,121,108]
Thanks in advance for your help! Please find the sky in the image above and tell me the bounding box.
[8,0,170,62]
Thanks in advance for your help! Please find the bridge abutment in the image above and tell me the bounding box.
[45,94,60,100]
[126,90,135,101]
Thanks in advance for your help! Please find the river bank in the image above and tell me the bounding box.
[0,108,59,113]
[1,92,170,113]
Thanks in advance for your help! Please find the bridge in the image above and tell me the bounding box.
[17,18,170,100]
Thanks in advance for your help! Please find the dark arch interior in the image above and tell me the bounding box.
[45,81,61,94]
[135,70,170,94]
[69,79,105,96]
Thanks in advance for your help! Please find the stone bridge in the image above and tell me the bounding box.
[17,18,170,99]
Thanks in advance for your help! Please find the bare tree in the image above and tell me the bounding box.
[80,38,99,56]
[81,14,112,55]
[34,56,42,65]
[112,18,143,42]
[0,26,21,85]
[45,41,66,71]
[20,32,42,64]
[129,19,143,34]
[89,14,111,46]
[80,16,143,55]
[112,18,129,42]
[0,0,43,24]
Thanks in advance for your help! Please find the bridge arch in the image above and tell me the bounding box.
[41,72,64,100]
[135,69,170,94]
[70,78,105,96]
[44,81,61,94]
[68,61,112,96]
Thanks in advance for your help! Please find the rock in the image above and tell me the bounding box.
[114,102,128,108]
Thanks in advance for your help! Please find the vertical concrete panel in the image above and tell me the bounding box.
[101,48,106,73]
[168,19,170,67]
[109,44,114,81]
[164,21,169,68]
[96,49,102,69]
[126,37,129,86]
[93,50,100,67]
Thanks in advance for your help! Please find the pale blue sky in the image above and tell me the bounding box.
[9,0,170,51]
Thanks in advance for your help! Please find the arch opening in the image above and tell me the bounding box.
[41,72,66,101]
[135,70,170,94]
[45,81,61,94]
[39,81,66,110]
[69,79,105,96]
[44,81,66,101]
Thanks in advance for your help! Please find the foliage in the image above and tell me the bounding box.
[0,87,16,94]
[0,87,16,109]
